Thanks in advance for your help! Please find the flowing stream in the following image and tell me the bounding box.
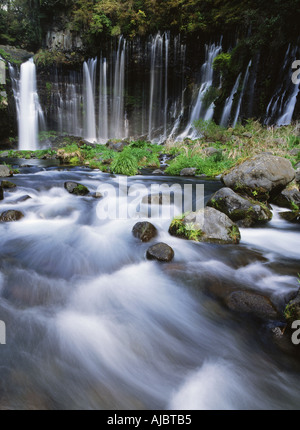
[0,160,299,410]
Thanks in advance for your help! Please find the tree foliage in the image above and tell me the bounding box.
[0,0,299,51]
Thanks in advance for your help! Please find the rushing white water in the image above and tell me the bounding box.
[148,33,164,141]
[10,59,45,150]
[0,164,300,410]
[177,42,222,140]
[220,73,241,127]
[83,58,97,142]
[265,44,300,126]
[98,57,108,142]
[233,60,252,127]
[276,80,300,126]
[112,37,126,139]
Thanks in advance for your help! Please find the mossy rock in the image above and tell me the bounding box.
[169,207,241,244]
[207,187,272,227]
[64,181,89,196]
[221,153,295,201]
[284,289,300,325]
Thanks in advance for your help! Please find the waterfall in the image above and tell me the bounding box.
[265,44,300,126]
[233,60,252,127]
[98,57,108,142]
[276,81,300,126]
[83,58,97,142]
[9,58,45,150]
[220,73,241,127]
[148,33,164,141]
[112,37,126,139]
[177,42,222,140]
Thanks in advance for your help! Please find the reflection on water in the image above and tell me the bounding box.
[0,165,300,410]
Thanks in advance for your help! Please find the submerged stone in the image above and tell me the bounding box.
[132,221,157,242]
[146,242,174,262]
[64,181,89,196]
[0,210,24,222]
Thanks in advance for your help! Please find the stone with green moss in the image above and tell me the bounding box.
[169,207,241,244]
[207,187,272,227]
[284,289,300,325]
[64,181,89,196]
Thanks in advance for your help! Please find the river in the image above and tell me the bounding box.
[0,160,299,410]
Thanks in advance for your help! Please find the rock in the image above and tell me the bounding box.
[284,289,300,325]
[64,181,89,196]
[272,185,300,210]
[207,187,272,227]
[225,290,279,320]
[152,169,164,175]
[179,167,197,176]
[146,242,174,262]
[279,211,300,223]
[289,148,300,156]
[203,147,220,157]
[91,192,103,199]
[0,210,24,222]
[1,180,16,189]
[0,165,11,177]
[221,153,295,201]
[106,140,129,152]
[242,132,253,138]
[0,186,3,200]
[296,168,300,185]
[11,195,31,204]
[132,221,157,242]
[169,207,241,244]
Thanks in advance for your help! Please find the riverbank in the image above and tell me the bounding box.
[1,120,300,177]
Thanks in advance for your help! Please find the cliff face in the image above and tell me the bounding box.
[1,27,299,146]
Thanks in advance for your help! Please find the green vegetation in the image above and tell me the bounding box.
[110,147,139,176]
[1,120,299,178]
[0,1,299,52]
[169,214,203,242]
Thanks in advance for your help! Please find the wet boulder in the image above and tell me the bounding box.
[296,168,300,186]
[0,210,24,222]
[132,221,157,242]
[279,211,300,223]
[169,207,241,244]
[207,187,272,227]
[179,167,197,176]
[221,153,295,201]
[106,140,130,152]
[64,181,89,196]
[146,242,174,262]
[0,165,11,177]
[225,290,279,320]
[1,180,16,189]
[284,289,300,325]
[271,184,300,210]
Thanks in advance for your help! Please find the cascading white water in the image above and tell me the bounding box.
[148,33,164,141]
[232,60,252,127]
[11,58,45,150]
[83,58,97,142]
[98,57,108,142]
[265,44,300,126]
[220,73,241,127]
[276,79,300,126]
[177,42,222,140]
[112,37,126,139]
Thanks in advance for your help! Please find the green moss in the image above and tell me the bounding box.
[228,224,241,244]
[169,215,203,241]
